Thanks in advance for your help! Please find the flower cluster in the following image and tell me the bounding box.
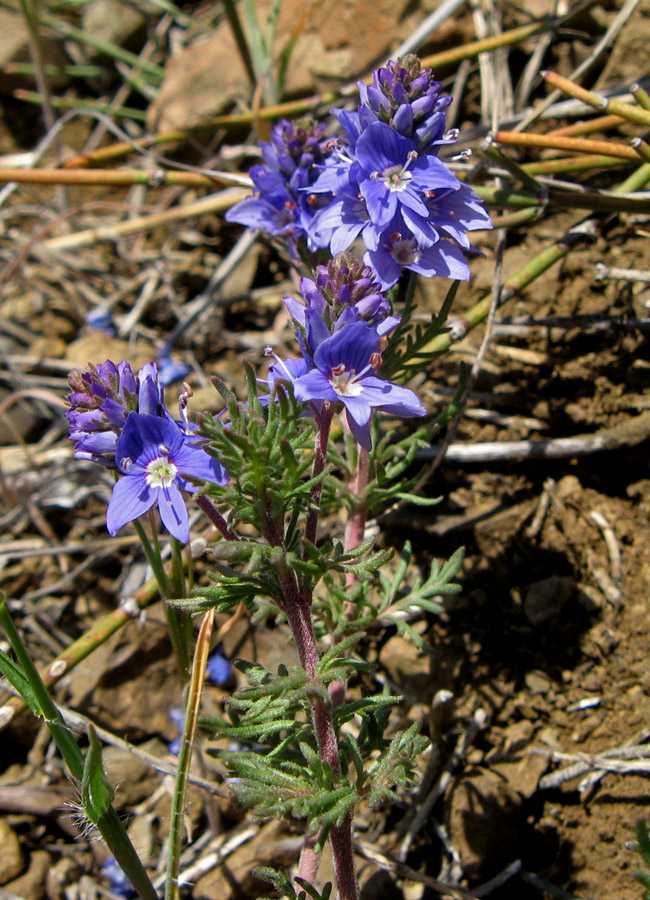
[227,55,492,288]
[67,361,228,542]
[309,56,492,287]
[225,117,333,258]
[268,252,425,449]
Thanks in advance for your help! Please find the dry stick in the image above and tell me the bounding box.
[355,840,478,899]
[0,565,174,730]
[0,167,242,189]
[514,0,642,132]
[495,130,646,162]
[414,410,650,463]
[62,21,547,170]
[397,709,487,862]
[419,193,508,490]
[42,189,249,251]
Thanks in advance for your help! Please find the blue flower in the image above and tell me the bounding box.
[292,321,425,449]
[101,857,135,898]
[364,213,473,288]
[157,353,192,386]
[106,413,228,543]
[225,117,334,257]
[167,706,184,756]
[85,307,116,336]
[206,644,232,685]
[354,122,460,232]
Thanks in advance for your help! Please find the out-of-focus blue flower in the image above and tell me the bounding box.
[168,706,184,756]
[225,117,334,257]
[101,856,135,898]
[206,644,232,685]
[157,354,192,386]
[292,320,425,449]
[85,307,116,336]
[106,413,228,543]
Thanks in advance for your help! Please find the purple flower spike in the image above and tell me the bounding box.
[106,413,228,543]
[225,117,334,257]
[292,321,426,449]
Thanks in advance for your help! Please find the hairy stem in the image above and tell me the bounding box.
[196,494,238,541]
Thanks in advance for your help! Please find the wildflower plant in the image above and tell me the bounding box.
[0,53,490,900]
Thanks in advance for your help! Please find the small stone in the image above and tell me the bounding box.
[576,584,603,612]
[525,670,553,695]
[582,669,604,692]
[446,768,522,880]
[0,819,25,884]
[2,850,49,900]
[524,576,575,626]
[82,0,147,58]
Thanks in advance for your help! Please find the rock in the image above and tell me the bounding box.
[2,850,49,900]
[45,857,83,900]
[493,754,548,799]
[446,768,521,881]
[148,0,412,133]
[0,819,25,884]
[102,739,167,806]
[192,820,297,899]
[72,615,182,742]
[524,670,553,695]
[0,9,68,93]
[379,634,431,701]
[82,0,147,59]
[360,866,403,900]
[524,575,575,626]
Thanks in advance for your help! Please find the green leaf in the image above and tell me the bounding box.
[81,725,115,825]
[0,647,41,715]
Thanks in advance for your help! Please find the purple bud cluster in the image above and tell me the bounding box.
[225,117,333,258]
[67,361,228,543]
[267,252,425,450]
[357,55,453,151]
[67,360,164,467]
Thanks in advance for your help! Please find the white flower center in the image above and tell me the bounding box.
[329,364,364,397]
[145,455,178,489]
[374,150,418,193]
[379,164,413,192]
[390,238,421,266]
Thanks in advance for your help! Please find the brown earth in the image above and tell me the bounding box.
[0,1,649,899]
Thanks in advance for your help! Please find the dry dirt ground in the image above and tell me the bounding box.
[0,1,650,899]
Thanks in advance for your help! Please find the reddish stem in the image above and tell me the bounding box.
[196,494,238,541]
[304,402,333,548]
[278,403,359,900]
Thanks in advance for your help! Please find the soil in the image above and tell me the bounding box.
[0,2,650,900]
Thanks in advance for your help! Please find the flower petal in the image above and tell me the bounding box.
[157,483,190,543]
[106,474,155,535]
[174,441,229,489]
[293,370,337,404]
